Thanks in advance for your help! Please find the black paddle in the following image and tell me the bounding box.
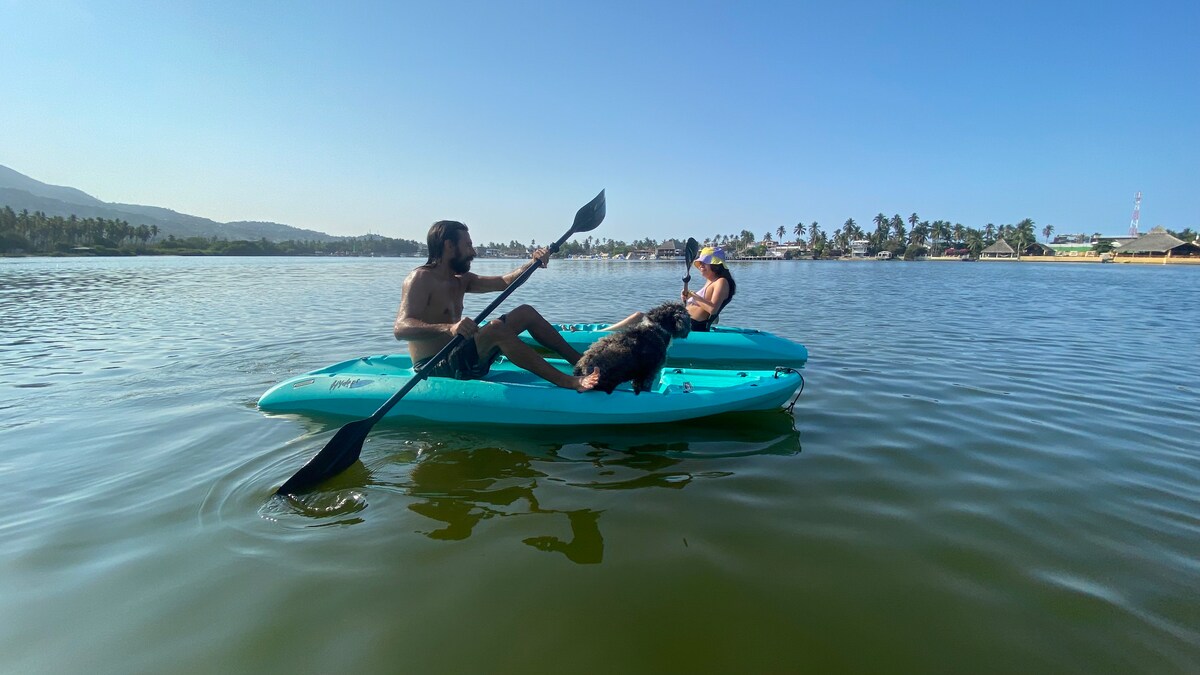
[275,189,607,495]
[681,237,700,294]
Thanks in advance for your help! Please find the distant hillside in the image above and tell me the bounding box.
[0,164,341,242]
[0,164,105,207]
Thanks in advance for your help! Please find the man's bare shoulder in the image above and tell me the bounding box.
[404,266,441,289]
[406,265,435,281]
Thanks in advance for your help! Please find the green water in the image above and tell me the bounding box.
[2,256,1198,673]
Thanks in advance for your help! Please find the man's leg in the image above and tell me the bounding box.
[476,319,599,391]
[499,304,586,365]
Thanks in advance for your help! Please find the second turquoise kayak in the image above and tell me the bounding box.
[519,324,808,368]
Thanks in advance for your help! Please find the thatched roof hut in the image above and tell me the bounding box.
[656,240,681,258]
[1116,227,1200,257]
[1023,242,1056,256]
[981,239,1015,258]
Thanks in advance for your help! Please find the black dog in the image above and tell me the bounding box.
[574,302,691,394]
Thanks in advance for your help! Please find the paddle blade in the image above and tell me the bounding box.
[683,237,700,283]
[275,417,374,495]
[571,189,606,235]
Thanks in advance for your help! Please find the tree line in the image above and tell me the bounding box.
[553,215,1195,260]
[6,204,1194,260]
[0,207,421,257]
[513,217,1049,259]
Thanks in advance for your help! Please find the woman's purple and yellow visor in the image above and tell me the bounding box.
[694,246,726,268]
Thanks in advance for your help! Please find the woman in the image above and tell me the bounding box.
[682,246,736,331]
[604,245,737,332]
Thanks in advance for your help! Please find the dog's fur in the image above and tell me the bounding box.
[574,302,691,394]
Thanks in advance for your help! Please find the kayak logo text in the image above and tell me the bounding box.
[330,377,372,391]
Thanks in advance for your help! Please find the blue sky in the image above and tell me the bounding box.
[2,0,1197,243]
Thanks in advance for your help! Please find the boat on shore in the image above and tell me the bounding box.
[258,354,803,426]
[519,324,808,368]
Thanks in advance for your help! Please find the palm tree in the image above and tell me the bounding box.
[872,212,887,237]
[1015,218,1036,257]
[776,225,785,242]
[909,221,928,249]
[1042,224,1054,242]
[793,221,806,243]
[890,214,905,243]
[841,218,856,246]
[908,212,919,231]
[965,229,984,258]
[870,213,888,251]
[931,221,951,256]
[740,230,755,251]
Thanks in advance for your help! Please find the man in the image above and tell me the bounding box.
[393,220,600,391]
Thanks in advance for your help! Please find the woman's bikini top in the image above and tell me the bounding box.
[688,281,732,323]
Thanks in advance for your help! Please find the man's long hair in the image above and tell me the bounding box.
[421,220,468,268]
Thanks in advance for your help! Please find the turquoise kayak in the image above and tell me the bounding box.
[258,354,802,426]
[519,324,808,368]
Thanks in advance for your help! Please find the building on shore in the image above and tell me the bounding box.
[769,244,810,259]
[656,240,681,259]
[1114,227,1200,259]
[981,239,1016,258]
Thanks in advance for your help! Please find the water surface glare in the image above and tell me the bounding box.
[2,256,1198,673]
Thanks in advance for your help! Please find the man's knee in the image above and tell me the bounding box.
[479,320,518,350]
[509,304,541,319]
[505,304,547,328]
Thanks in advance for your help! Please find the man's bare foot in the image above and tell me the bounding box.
[576,367,600,392]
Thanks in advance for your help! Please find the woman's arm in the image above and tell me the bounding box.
[683,279,728,314]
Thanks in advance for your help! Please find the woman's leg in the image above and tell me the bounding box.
[494,304,586,365]
[476,317,599,391]
[600,311,644,332]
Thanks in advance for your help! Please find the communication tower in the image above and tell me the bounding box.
[1129,191,1142,237]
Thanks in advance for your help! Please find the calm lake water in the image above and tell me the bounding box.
[2,255,1198,674]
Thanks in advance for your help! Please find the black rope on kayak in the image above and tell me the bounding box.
[774,366,805,413]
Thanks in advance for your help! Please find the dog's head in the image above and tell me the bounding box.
[644,301,691,339]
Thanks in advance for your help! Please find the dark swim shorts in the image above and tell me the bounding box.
[414,316,504,380]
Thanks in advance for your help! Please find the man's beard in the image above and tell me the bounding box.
[449,253,473,274]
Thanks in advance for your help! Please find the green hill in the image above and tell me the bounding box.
[0,164,340,242]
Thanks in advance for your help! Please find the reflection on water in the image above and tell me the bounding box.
[401,446,605,563]
[268,412,800,564]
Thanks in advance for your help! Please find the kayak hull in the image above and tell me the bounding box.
[258,354,801,426]
[520,324,808,368]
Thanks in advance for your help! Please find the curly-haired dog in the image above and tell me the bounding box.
[574,302,691,394]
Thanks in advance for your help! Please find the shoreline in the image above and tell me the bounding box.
[5,253,1199,265]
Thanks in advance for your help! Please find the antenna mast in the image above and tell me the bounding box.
[1129,191,1142,237]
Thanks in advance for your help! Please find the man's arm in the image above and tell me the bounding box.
[465,248,549,293]
[393,272,458,340]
